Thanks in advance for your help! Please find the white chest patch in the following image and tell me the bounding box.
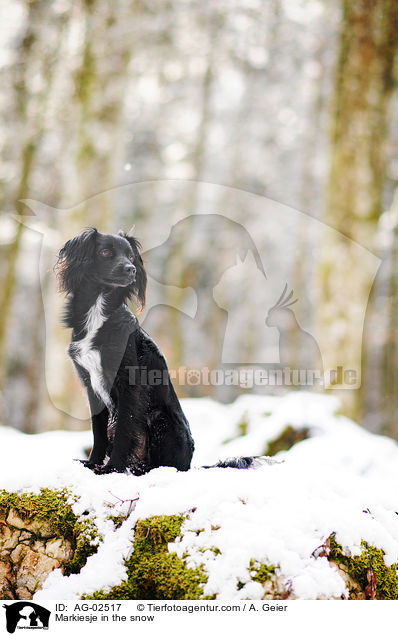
[69,294,111,408]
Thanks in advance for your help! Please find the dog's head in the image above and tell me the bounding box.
[55,227,147,309]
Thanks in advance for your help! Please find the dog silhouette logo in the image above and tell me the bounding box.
[3,602,50,633]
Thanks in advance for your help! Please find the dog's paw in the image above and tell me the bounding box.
[129,461,150,476]
[93,463,125,475]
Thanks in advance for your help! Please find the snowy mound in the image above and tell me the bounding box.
[1,392,398,600]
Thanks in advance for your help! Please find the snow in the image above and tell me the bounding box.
[1,392,398,600]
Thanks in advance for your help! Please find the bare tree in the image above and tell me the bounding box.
[317,0,398,420]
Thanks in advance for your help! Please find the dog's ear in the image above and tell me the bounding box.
[119,232,147,310]
[55,227,98,293]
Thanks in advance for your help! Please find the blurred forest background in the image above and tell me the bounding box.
[1,0,398,437]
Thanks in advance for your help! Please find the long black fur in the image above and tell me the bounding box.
[56,228,260,475]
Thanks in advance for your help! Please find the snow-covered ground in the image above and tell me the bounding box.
[1,392,398,600]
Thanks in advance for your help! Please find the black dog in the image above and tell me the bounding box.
[56,228,264,475]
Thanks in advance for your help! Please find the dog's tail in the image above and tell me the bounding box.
[202,456,280,469]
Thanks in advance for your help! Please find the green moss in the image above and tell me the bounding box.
[329,536,398,599]
[237,417,249,437]
[249,559,275,584]
[235,560,277,598]
[0,488,99,575]
[197,546,221,556]
[68,519,99,576]
[0,488,75,535]
[85,515,209,600]
[107,514,125,530]
[265,425,310,456]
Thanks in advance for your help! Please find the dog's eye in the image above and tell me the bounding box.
[99,248,112,258]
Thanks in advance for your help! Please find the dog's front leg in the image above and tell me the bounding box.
[96,388,148,475]
[80,388,109,468]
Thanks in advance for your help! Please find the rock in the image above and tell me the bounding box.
[7,510,56,539]
[5,537,72,598]
[329,561,365,600]
[45,537,74,562]
[12,544,61,597]
[0,489,98,599]
[0,560,14,599]
[1,484,397,600]
[0,524,20,551]
[19,531,34,543]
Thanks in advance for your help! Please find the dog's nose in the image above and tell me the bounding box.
[124,263,136,275]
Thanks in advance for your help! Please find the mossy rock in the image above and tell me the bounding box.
[88,524,398,600]
[3,490,397,600]
[86,516,286,601]
[0,488,99,579]
[85,515,209,600]
[250,559,276,584]
[265,425,310,456]
[328,535,398,599]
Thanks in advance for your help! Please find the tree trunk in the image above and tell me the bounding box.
[317,0,398,420]
[0,2,67,391]
[378,191,398,435]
